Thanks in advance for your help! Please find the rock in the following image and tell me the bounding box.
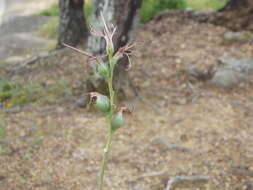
[231,166,253,178]
[208,57,253,89]
[223,31,253,43]
[246,181,253,190]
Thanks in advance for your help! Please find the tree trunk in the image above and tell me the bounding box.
[213,0,253,31]
[86,0,142,99]
[58,0,88,48]
[219,0,249,12]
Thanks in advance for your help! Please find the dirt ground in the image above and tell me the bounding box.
[0,13,253,190]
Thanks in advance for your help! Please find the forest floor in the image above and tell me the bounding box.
[0,11,253,190]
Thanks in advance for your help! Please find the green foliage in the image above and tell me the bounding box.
[0,127,5,138]
[140,0,187,23]
[158,0,187,10]
[0,80,11,92]
[38,16,58,40]
[0,145,11,156]
[0,80,13,102]
[38,4,59,16]
[140,0,227,23]
[0,79,71,107]
[84,0,94,22]
[186,0,226,10]
[0,81,41,107]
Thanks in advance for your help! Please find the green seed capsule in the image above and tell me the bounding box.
[111,111,124,132]
[97,63,109,79]
[95,94,110,114]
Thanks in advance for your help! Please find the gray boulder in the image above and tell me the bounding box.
[209,57,253,89]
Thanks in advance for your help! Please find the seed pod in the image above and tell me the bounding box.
[90,92,110,114]
[111,107,131,132]
[97,63,109,79]
[111,111,124,132]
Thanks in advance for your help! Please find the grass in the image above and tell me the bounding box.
[140,0,187,23]
[186,0,227,10]
[38,4,59,16]
[38,16,58,40]
[0,79,72,107]
[140,0,227,23]
[0,145,11,156]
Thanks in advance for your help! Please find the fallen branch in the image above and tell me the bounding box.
[7,48,67,74]
[129,170,167,183]
[152,138,190,152]
[231,167,253,177]
[165,175,209,190]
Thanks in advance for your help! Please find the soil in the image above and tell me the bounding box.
[0,11,253,190]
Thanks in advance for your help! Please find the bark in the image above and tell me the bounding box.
[87,0,142,99]
[57,0,88,48]
[219,0,249,12]
[212,0,253,31]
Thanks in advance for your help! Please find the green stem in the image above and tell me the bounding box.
[98,125,113,190]
[98,49,115,190]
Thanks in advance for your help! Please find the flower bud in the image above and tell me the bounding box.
[111,111,123,132]
[111,107,131,132]
[97,63,109,79]
[90,92,110,114]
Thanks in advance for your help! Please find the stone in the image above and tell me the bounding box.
[223,31,253,42]
[208,57,253,89]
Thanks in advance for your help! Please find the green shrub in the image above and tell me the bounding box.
[1,82,41,107]
[186,0,226,10]
[0,92,12,102]
[0,80,11,92]
[158,0,187,10]
[0,80,12,102]
[38,4,59,16]
[0,79,71,107]
[0,145,11,155]
[140,0,187,23]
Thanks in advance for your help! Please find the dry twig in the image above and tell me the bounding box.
[165,175,209,190]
